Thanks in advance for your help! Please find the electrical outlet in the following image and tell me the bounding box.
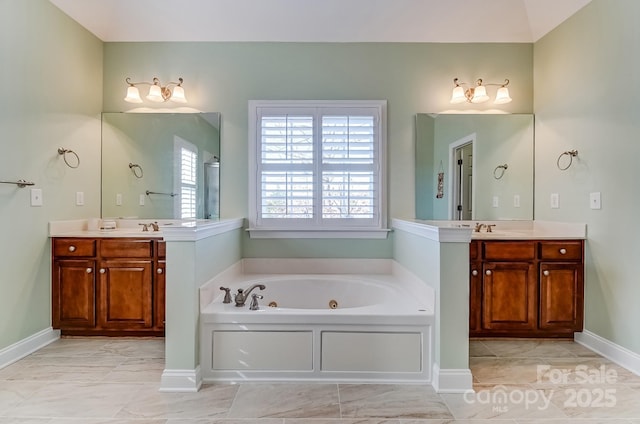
[76,191,84,206]
[514,194,520,208]
[550,193,560,209]
[492,196,499,208]
[116,193,122,206]
[590,192,601,209]
[139,194,145,206]
[30,188,43,207]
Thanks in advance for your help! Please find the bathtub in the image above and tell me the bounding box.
[199,259,435,383]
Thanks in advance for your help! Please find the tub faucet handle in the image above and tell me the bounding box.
[249,294,263,311]
[219,286,232,304]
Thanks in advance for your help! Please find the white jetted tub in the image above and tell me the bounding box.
[199,260,434,383]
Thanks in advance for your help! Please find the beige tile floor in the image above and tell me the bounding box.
[1,337,639,423]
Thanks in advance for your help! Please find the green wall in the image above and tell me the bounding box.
[534,0,640,353]
[0,0,102,351]
[102,42,533,257]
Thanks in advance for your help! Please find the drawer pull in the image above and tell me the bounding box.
[86,268,92,274]
[543,270,550,276]
[99,268,106,274]
[157,268,164,274]
[559,248,567,255]
[486,270,492,276]
[471,270,478,276]
[68,245,76,252]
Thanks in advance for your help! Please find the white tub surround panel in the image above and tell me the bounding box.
[161,218,244,392]
[391,218,473,393]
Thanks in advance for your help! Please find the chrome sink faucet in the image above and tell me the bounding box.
[234,284,266,307]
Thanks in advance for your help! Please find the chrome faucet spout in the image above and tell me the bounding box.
[234,284,266,307]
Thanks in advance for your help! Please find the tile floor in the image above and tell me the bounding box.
[1,337,639,423]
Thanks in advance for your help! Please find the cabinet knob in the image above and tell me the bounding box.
[99,268,106,274]
[86,268,92,274]
[485,270,492,276]
[157,268,163,274]
[559,248,567,255]
[543,270,550,276]
[471,270,478,276]
[68,245,76,252]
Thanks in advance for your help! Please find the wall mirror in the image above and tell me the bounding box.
[415,113,534,220]
[101,112,221,220]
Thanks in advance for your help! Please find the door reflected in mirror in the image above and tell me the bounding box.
[101,112,221,220]
[416,113,534,220]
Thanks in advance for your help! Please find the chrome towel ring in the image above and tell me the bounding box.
[557,149,578,171]
[57,148,80,169]
[129,163,144,178]
[493,164,508,179]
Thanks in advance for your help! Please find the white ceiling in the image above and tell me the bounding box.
[49,0,591,43]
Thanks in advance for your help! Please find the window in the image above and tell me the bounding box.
[249,100,387,238]
[174,136,198,219]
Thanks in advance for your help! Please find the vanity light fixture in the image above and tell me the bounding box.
[124,77,187,104]
[450,78,512,104]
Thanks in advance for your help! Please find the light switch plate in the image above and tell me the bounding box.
[590,192,602,209]
[139,194,145,206]
[30,188,43,207]
[513,194,520,208]
[116,193,122,206]
[550,193,559,209]
[76,191,84,206]
[492,196,499,208]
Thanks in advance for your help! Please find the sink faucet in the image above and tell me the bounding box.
[486,224,496,233]
[474,223,486,232]
[234,284,266,307]
[149,221,159,231]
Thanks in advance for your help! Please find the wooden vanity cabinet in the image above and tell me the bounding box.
[469,239,584,338]
[52,237,165,336]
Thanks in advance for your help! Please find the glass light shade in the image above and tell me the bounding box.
[450,86,467,104]
[494,86,512,104]
[124,86,143,103]
[170,85,187,103]
[146,84,165,102]
[470,85,489,103]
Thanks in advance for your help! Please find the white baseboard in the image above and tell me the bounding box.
[575,330,640,376]
[159,366,202,392]
[432,363,473,393]
[0,327,60,369]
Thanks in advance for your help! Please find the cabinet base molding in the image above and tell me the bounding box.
[575,330,640,376]
[60,329,164,337]
[160,366,202,392]
[431,363,473,393]
[0,327,60,369]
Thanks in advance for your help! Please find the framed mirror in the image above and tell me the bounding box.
[416,113,534,220]
[101,112,221,220]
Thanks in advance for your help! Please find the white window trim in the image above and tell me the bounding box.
[173,136,198,220]
[248,100,388,239]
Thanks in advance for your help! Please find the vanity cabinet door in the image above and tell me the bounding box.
[97,260,153,329]
[52,259,96,329]
[539,262,584,332]
[481,262,537,331]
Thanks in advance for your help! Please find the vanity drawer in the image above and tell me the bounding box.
[99,239,154,258]
[483,241,536,261]
[53,238,97,257]
[539,241,582,260]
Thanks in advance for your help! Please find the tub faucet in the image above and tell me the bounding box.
[234,284,266,307]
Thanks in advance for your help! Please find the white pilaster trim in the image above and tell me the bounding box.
[159,366,202,392]
[0,328,60,369]
[575,330,640,376]
[432,362,474,393]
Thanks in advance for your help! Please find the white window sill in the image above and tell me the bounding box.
[246,228,391,239]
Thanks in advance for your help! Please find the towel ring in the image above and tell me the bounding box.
[129,163,144,178]
[557,149,578,171]
[57,148,80,169]
[493,164,508,179]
